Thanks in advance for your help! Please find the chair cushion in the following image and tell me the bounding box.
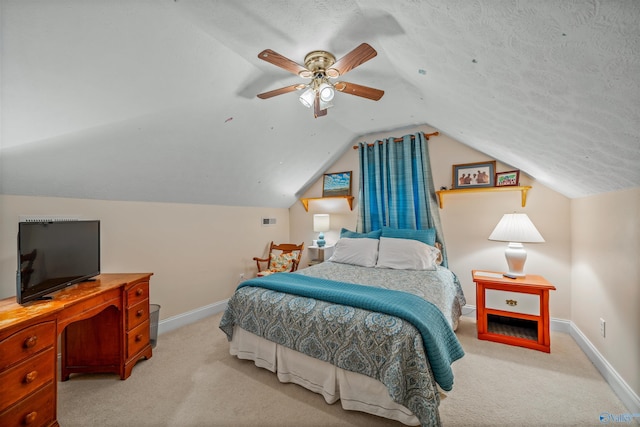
[256,270,275,277]
[269,252,299,272]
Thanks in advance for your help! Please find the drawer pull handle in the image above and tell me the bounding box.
[506,299,518,306]
[136,288,143,296]
[24,411,38,424]
[136,309,144,317]
[23,335,38,348]
[135,334,143,342]
[24,370,38,384]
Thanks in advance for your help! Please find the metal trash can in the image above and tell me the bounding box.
[149,304,160,349]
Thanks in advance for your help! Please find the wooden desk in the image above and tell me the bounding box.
[472,270,555,353]
[0,273,153,427]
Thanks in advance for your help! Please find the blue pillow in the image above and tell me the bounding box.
[381,227,436,247]
[340,228,382,239]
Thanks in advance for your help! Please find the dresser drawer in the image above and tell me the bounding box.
[127,319,150,358]
[127,300,149,330]
[0,348,55,409]
[0,322,55,371]
[485,289,540,316]
[127,282,149,307]
[0,381,55,427]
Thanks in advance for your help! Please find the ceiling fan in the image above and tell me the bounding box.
[256,43,384,118]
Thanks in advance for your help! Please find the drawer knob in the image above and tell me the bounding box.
[506,299,518,306]
[24,411,38,424]
[136,288,143,296]
[136,309,144,317]
[24,370,38,384]
[23,335,38,348]
[135,334,143,342]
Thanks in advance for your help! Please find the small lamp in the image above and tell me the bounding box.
[313,214,330,248]
[488,213,544,277]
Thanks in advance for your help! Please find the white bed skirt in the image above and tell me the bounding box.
[230,325,421,426]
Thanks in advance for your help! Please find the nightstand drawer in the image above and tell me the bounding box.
[485,290,539,316]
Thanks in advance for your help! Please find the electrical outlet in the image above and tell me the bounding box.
[600,318,606,337]
[239,273,245,281]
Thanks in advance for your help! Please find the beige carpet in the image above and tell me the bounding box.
[57,312,631,426]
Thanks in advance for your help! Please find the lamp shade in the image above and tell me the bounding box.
[488,213,544,243]
[488,213,544,277]
[313,214,330,232]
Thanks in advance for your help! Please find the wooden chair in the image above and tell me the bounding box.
[254,241,304,276]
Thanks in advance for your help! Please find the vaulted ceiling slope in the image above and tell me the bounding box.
[1,1,638,208]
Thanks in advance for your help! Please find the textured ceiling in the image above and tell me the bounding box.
[1,0,639,208]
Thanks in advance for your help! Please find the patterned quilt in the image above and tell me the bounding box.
[219,262,466,427]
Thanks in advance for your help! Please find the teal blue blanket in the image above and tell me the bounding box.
[237,273,464,391]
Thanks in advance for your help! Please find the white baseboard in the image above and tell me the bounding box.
[157,299,228,336]
[550,316,572,333]
[569,322,640,414]
[462,304,639,414]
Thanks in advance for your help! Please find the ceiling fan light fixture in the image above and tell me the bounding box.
[299,88,315,108]
[256,44,383,117]
[318,82,335,102]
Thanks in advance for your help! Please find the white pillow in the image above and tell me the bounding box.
[328,237,379,267]
[375,237,440,270]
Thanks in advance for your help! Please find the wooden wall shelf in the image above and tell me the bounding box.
[435,186,532,208]
[300,195,354,212]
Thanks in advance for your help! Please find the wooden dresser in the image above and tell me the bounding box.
[0,273,153,427]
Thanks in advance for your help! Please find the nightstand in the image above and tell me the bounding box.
[308,245,334,266]
[472,270,556,353]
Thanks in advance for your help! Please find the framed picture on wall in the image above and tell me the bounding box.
[495,170,520,187]
[322,171,352,197]
[452,161,496,188]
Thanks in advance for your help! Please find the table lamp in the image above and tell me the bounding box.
[488,213,544,277]
[313,214,330,247]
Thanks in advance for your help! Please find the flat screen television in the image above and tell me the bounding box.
[17,220,100,304]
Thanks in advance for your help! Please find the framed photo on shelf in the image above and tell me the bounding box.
[452,161,496,189]
[322,171,352,197]
[495,170,520,187]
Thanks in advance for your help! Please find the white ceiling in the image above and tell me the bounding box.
[1,0,639,208]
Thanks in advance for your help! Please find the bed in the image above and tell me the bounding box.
[219,230,466,427]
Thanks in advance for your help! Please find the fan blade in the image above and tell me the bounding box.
[334,81,384,101]
[314,93,327,118]
[327,43,377,77]
[257,84,306,99]
[258,49,312,77]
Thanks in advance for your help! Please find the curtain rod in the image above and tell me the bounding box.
[352,131,439,149]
